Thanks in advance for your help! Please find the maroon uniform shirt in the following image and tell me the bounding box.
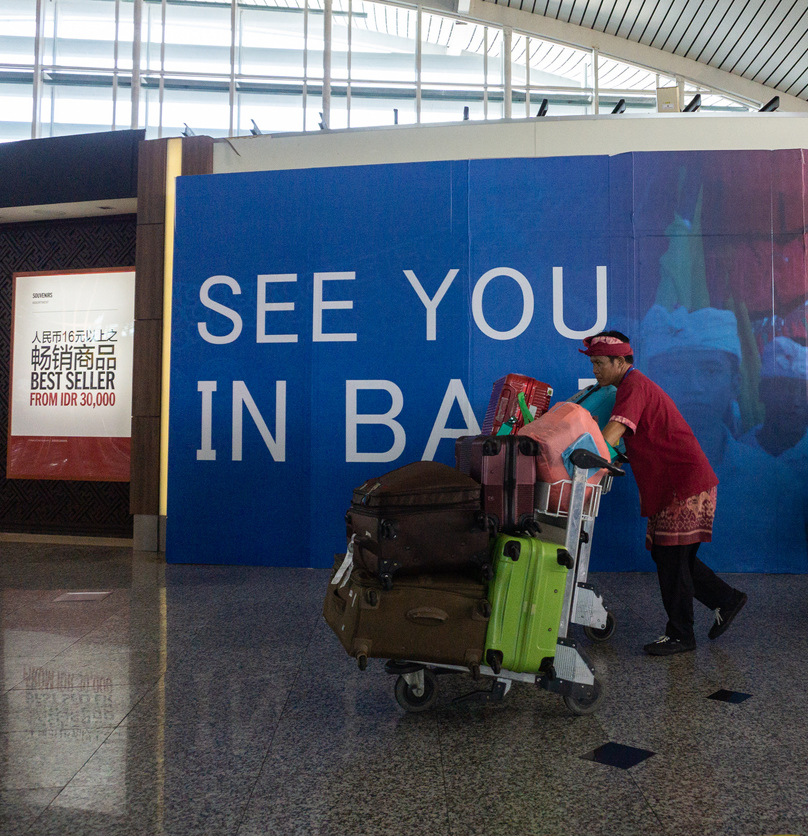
[611,368,718,517]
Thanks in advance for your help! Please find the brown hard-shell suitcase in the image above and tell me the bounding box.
[323,554,491,671]
[345,460,492,588]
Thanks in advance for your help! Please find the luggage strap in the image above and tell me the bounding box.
[331,537,355,587]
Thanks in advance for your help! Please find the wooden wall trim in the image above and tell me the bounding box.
[131,135,214,517]
[137,139,168,226]
[134,223,165,320]
[181,136,215,177]
[130,417,161,512]
[131,138,169,516]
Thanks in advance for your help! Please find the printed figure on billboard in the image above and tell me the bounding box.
[627,151,808,574]
[739,336,808,530]
[639,306,807,572]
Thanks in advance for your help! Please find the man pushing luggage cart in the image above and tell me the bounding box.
[579,330,748,656]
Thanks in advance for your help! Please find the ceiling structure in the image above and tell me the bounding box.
[469,0,808,110]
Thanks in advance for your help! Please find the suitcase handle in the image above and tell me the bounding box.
[406,607,449,624]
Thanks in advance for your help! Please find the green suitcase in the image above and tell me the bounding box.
[484,534,572,674]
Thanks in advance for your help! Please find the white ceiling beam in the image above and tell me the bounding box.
[431,0,808,112]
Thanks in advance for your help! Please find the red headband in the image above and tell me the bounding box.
[579,335,633,357]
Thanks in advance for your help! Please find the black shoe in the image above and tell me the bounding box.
[709,590,748,640]
[643,635,696,656]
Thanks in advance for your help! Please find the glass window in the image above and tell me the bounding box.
[305,0,325,83]
[0,0,762,142]
[511,33,530,118]
[0,0,37,65]
[522,38,591,116]
[113,84,132,128]
[701,92,750,112]
[598,54,668,112]
[598,53,657,91]
[349,1,415,84]
[156,85,232,138]
[0,83,35,142]
[160,1,232,76]
[342,85,416,128]
[421,14,484,86]
[420,87,484,123]
[330,0,351,83]
[329,88,349,130]
[111,0,135,72]
[43,0,118,70]
[486,26,503,88]
[239,3,307,80]
[237,88,305,135]
[530,40,587,86]
[304,90,324,131]
[40,81,116,135]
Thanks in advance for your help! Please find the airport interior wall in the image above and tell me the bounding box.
[167,133,808,573]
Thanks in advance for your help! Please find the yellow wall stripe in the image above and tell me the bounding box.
[160,138,182,519]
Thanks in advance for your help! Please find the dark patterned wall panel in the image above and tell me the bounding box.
[0,216,136,538]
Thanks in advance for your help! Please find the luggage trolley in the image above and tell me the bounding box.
[386,449,623,716]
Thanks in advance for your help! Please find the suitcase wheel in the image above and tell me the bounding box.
[394,668,438,712]
[521,517,542,537]
[517,437,539,456]
[357,653,368,671]
[563,677,606,716]
[486,649,503,675]
[557,549,574,569]
[366,590,379,607]
[583,611,617,642]
[480,563,494,583]
[380,573,393,591]
[479,599,492,619]
[482,438,502,456]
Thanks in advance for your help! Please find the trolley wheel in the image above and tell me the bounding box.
[563,677,606,716]
[394,669,438,713]
[583,611,617,643]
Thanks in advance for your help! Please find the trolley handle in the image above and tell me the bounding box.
[569,448,625,476]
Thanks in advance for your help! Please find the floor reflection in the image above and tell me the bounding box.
[1,540,807,836]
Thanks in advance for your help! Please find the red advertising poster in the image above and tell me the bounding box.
[7,268,136,481]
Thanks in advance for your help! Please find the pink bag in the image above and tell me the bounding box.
[517,402,610,514]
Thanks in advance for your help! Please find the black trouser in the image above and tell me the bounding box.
[650,543,734,641]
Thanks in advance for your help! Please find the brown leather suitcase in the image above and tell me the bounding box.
[345,460,492,588]
[323,555,491,671]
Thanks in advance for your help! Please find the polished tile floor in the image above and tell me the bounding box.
[1,539,806,836]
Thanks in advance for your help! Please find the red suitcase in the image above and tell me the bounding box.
[455,435,541,535]
[482,374,553,435]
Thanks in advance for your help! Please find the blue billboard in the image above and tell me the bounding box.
[168,151,808,573]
